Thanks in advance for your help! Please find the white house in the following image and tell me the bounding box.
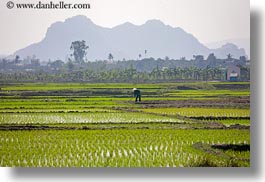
[227,64,240,81]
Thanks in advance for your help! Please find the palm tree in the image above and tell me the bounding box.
[108,53,114,62]
[227,53,232,59]
[203,65,210,82]
[144,50,147,57]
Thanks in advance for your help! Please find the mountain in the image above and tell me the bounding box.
[206,38,250,58]
[13,15,247,61]
[0,55,7,59]
[211,43,247,59]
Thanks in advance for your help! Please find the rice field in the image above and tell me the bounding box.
[0,82,250,167]
[141,108,250,118]
[0,129,249,167]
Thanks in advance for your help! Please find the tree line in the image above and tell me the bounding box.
[0,65,250,83]
[0,40,250,82]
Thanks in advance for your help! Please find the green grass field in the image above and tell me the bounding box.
[0,82,250,167]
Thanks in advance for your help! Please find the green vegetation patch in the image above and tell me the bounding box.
[141,108,250,118]
[0,82,250,167]
[0,112,185,125]
[0,129,249,167]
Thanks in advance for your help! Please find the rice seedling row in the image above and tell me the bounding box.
[0,129,250,167]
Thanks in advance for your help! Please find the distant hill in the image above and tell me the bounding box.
[206,38,250,58]
[0,54,7,59]
[13,15,247,62]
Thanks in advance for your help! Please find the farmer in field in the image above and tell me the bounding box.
[133,88,141,102]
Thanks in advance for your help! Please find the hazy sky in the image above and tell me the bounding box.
[0,0,249,55]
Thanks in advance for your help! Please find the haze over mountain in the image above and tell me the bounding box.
[0,55,7,59]
[206,38,250,58]
[13,15,247,62]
